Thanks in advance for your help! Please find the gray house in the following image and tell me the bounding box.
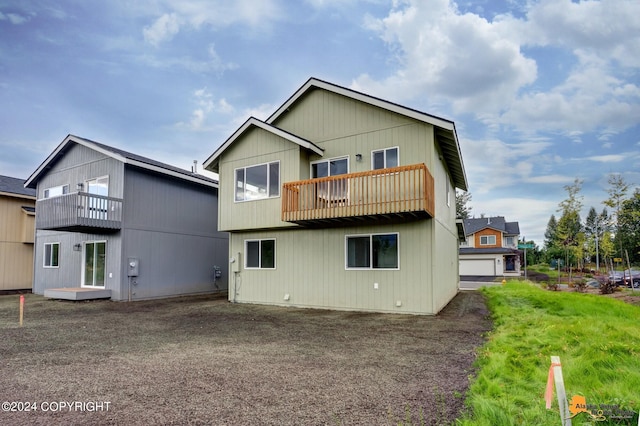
[25,134,228,301]
[204,78,468,315]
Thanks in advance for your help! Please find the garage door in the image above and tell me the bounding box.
[460,259,495,276]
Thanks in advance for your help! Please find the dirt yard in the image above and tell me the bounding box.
[0,291,491,425]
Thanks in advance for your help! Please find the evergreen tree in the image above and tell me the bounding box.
[455,190,472,219]
[617,188,640,264]
[603,174,631,258]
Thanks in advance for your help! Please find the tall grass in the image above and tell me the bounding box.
[457,281,640,425]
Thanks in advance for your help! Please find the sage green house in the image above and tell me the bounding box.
[204,78,468,314]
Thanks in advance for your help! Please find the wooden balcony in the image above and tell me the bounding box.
[282,163,434,226]
[36,192,123,233]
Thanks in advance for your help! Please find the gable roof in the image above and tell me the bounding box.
[0,175,36,199]
[267,77,468,191]
[463,216,520,236]
[203,117,324,173]
[25,134,218,189]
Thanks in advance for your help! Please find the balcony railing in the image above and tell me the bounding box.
[282,163,434,225]
[36,192,123,232]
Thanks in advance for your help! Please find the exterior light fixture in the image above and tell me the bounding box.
[355,153,362,161]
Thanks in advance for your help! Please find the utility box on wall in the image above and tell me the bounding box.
[128,258,139,277]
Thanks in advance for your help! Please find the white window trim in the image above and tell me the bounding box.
[480,235,497,245]
[43,242,60,268]
[310,156,350,177]
[234,161,280,203]
[371,146,399,170]
[42,184,69,200]
[345,232,400,270]
[244,238,277,270]
[84,175,110,195]
[446,179,451,207]
[81,240,107,288]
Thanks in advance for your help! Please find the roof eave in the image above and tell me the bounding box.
[203,117,324,173]
[267,78,468,190]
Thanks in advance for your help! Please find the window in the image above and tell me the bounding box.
[446,179,451,207]
[43,184,69,199]
[346,233,398,269]
[480,235,496,245]
[505,237,515,246]
[371,147,398,170]
[311,157,349,202]
[311,157,348,178]
[245,239,276,269]
[235,162,279,202]
[44,243,60,267]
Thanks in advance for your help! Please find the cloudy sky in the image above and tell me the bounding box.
[1,0,638,245]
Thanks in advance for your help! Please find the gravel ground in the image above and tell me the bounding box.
[0,291,491,425]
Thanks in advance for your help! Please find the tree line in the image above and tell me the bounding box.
[456,174,640,271]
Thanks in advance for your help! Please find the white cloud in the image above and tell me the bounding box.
[143,0,282,46]
[354,0,640,143]
[460,137,551,193]
[354,0,536,114]
[139,43,237,74]
[0,11,30,24]
[176,87,236,131]
[143,13,180,46]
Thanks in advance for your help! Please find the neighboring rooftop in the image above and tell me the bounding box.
[0,175,36,198]
[463,216,520,236]
[25,134,218,189]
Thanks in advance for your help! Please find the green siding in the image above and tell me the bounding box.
[217,127,302,231]
[217,86,462,314]
[227,221,446,314]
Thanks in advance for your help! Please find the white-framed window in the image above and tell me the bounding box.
[446,179,451,207]
[346,233,399,270]
[480,235,496,245]
[245,239,276,269]
[505,236,515,247]
[311,156,349,178]
[44,242,60,268]
[235,161,280,202]
[43,184,69,199]
[311,156,349,202]
[371,147,399,170]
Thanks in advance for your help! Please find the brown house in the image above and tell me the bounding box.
[0,175,36,291]
[459,216,521,277]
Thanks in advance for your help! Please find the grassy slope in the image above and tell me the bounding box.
[458,282,640,426]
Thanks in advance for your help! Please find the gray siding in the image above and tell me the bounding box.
[36,144,124,200]
[33,230,123,297]
[32,145,229,301]
[120,166,228,300]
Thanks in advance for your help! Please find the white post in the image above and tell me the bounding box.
[547,356,572,426]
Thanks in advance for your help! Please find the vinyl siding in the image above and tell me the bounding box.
[0,195,35,290]
[217,126,303,231]
[228,221,442,314]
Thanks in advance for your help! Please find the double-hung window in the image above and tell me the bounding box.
[371,147,398,170]
[346,233,399,269]
[44,243,60,267]
[480,235,496,245]
[235,161,279,202]
[245,239,276,269]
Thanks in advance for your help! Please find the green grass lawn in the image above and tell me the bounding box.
[457,281,640,426]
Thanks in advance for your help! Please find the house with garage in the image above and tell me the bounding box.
[0,175,36,291]
[459,216,521,277]
[25,134,229,301]
[203,77,468,315]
